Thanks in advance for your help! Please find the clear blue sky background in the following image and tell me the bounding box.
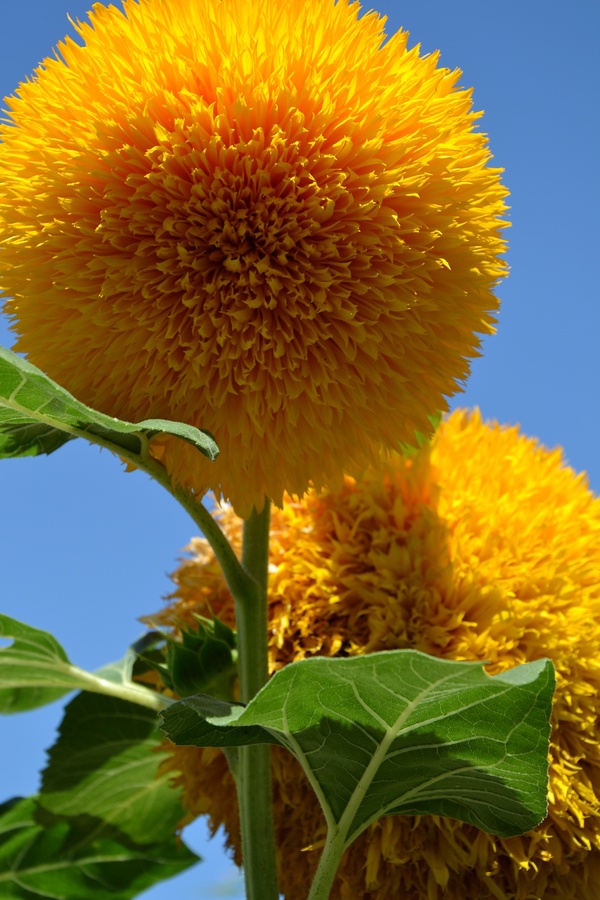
[1,1,598,898]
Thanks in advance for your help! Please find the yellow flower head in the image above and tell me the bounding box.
[0,0,508,513]
[153,410,600,899]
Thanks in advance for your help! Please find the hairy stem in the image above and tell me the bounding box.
[306,828,347,900]
[239,500,271,700]
[233,500,279,900]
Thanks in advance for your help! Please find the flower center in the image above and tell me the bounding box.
[98,115,374,403]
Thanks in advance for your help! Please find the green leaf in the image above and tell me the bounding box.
[0,614,80,712]
[39,693,186,844]
[0,346,218,462]
[0,614,166,713]
[0,796,197,900]
[160,650,555,843]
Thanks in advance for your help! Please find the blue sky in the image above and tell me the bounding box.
[1,1,598,898]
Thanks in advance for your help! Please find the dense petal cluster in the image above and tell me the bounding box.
[152,410,600,899]
[0,0,507,513]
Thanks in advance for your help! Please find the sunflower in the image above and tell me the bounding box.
[152,410,600,899]
[0,0,507,514]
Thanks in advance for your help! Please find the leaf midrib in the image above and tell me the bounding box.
[278,662,516,849]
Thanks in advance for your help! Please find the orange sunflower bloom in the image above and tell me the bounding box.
[151,410,600,899]
[0,0,507,513]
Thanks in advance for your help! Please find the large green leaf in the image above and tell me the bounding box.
[161,650,555,843]
[0,614,165,713]
[0,346,217,462]
[0,796,197,900]
[40,693,185,844]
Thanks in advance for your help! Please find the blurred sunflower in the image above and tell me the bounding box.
[150,410,600,899]
[0,0,507,514]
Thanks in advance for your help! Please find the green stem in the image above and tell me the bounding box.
[233,500,279,900]
[306,828,347,900]
[239,501,271,700]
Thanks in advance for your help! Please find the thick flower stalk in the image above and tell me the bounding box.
[0,0,507,514]
[151,410,600,899]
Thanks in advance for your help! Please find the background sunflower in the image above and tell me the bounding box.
[152,409,600,899]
